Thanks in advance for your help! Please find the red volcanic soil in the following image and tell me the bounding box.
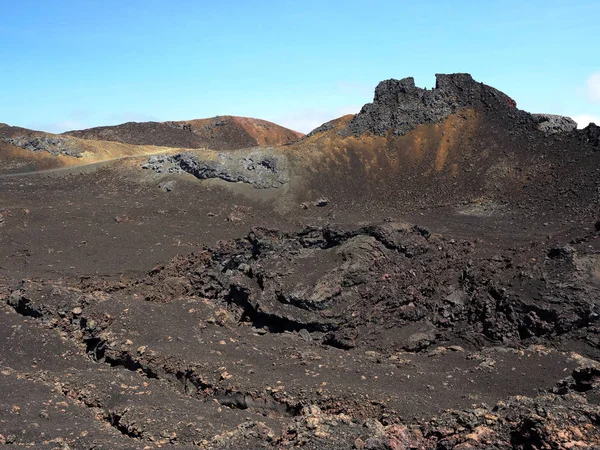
[171,115,305,149]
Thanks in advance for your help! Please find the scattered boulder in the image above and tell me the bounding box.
[315,197,329,207]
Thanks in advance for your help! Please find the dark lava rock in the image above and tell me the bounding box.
[314,197,329,207]
[578,122,600,148]
[349,73,520,136]
[117,222,600,354]
[306,120,336,137]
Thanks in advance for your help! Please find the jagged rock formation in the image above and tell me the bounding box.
[579,122,600,147]
[112,222,600,353]
[348,73,519,136]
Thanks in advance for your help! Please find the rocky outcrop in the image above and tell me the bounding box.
[1,136,82,158]
[122,222,600,353]
[578,122,600,148]
[348,73,519,136]
[142,149,288,188]
[532,113,578,133]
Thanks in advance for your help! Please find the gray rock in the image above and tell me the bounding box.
[142,150,289,189]
[159,180,175,192]
[141,155,184,174]
[2,136,82,158]
[532,114,577,133]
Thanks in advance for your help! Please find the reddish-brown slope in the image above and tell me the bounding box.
[172,116,304,149]
[63,116,303,150]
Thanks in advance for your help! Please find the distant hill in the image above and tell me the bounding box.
[63,116,304,150]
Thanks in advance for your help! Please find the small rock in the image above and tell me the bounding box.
[301,405,322,416]
[305,416,321,430]
[448,345,465,352]
[71,307,83,316]
[354,437,365,449]
[315,197,329,207]
[429,346,448,357]
[298,329,312,342]
[159,180,175,192]
[548,245,575,259]
[363,418,385,435]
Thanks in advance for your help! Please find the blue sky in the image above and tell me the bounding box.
[1,0,599,133]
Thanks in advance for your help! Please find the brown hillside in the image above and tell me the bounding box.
[0,125,182,174]
[169,115,304,149]
[63,115,303,150]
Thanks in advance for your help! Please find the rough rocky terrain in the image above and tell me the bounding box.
[1,73,600,449]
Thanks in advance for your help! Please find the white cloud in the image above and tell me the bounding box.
[572,114,600,129]
[586,72,600,103]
